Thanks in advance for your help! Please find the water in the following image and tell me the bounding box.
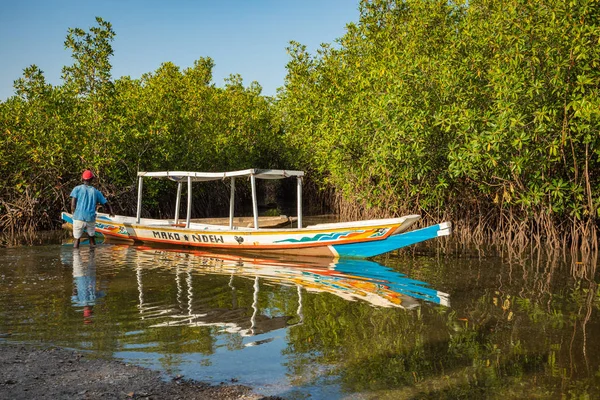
[0,235,599,399]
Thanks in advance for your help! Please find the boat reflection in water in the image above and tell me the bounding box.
[125,245,450,341]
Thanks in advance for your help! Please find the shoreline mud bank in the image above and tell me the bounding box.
[0,342,279,399]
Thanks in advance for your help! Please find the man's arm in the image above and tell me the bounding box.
[96,188,114,217]
[71,197,77,214]
[104,202,115,217]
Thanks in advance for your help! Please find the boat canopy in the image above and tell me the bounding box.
[135,169,304,229]
[138,169,304,182]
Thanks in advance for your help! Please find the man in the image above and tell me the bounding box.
[70,170,115,248]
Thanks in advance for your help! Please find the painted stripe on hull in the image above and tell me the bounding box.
[332,222,452,258]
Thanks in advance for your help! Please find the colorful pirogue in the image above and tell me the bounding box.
[62,169,451,258]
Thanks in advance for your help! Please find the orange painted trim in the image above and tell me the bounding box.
[82,218,405,249]
[126,223,402,237]
[97,226,399,249]
[135,230,393,247]
[96,229,131,239]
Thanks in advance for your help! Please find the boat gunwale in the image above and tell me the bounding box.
[89,213,415,235]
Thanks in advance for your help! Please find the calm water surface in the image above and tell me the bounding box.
[1,234,599,399]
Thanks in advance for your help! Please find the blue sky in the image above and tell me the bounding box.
[0,0,360,101]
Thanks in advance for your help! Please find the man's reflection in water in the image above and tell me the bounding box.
[71,249,104,324]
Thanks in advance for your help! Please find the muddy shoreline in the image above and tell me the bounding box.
[0,342,279,399]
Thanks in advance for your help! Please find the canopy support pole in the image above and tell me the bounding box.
[251,174,258,230]
[136,176,143,224]
[174,181,182,225]
[186,176,192,228]
[229,177,235,229]
[297,176,303,229]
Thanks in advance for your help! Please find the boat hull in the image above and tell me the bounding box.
[61,212,450,258]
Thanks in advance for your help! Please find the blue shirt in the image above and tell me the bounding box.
[70,184,107,222]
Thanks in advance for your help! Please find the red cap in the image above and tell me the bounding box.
[82,170,94,180]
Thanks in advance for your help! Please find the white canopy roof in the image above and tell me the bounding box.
[135,168,304,229]
[138,169,304,182]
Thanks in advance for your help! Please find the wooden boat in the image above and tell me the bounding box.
[61,169,451,258]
